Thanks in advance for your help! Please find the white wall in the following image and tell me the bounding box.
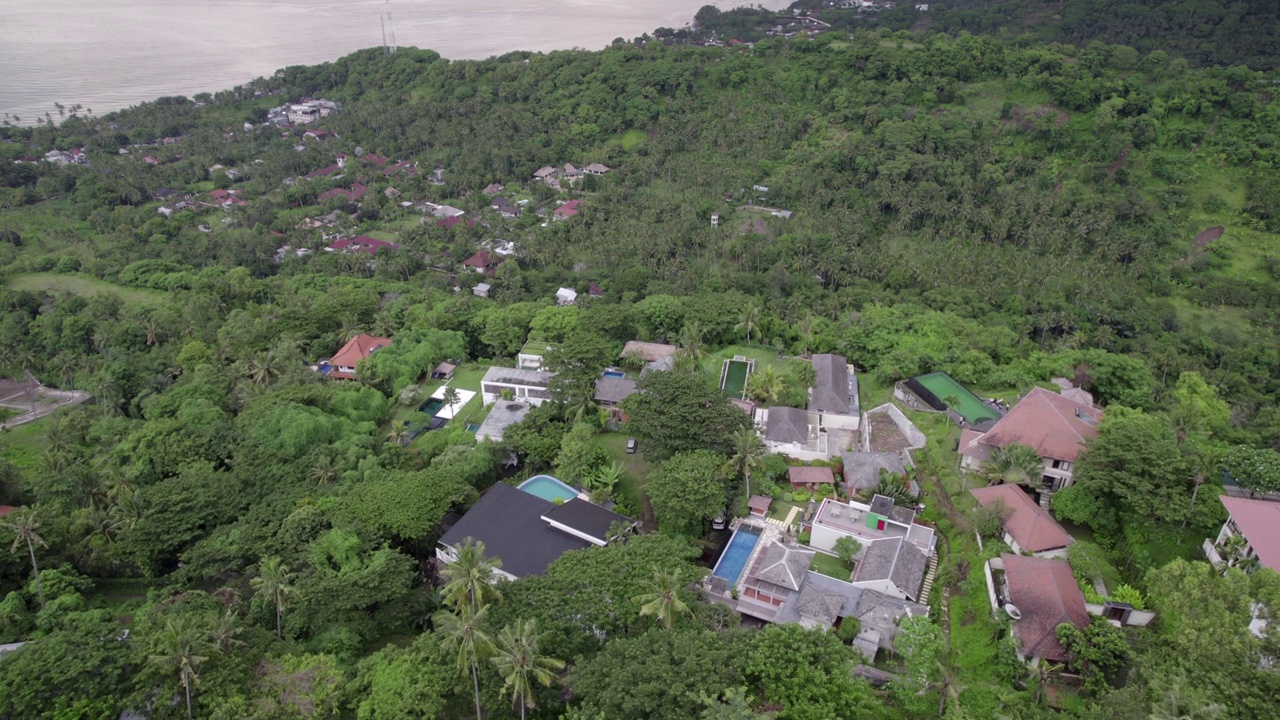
[809,521,845,553]
[822,412,860,431]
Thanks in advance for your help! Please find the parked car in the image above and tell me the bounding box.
[626,437,637,454]
[711,515,727,531]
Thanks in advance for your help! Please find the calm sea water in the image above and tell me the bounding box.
[0,0,789,124]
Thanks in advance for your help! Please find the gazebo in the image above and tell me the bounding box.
[748,495,773,517]
[432,362,456,380]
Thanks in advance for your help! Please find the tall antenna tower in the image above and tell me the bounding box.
[384,1,398,55]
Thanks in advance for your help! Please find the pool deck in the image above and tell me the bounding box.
[430,386,476,419]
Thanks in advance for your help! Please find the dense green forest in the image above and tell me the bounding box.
[0,20,1279,720]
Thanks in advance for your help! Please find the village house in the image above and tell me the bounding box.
[319,333,390,380]
[970,484,1075,558]
[1204,495,1280,573]
[462,251,500,275]
[810,353,860,432]
[621,341,680,368]
[318,184,368,203]
[472,282,491,298]
[583,163,611,176]
[594,377,637,421]
[808,495,936,602]
[282,99,338,125]
[324,236,399,255]
[482,183,505,196]
[959,387,1103,506]
[552,200,582,220]
[555,287,578,306]
[437,482,632,580]
[490,196,521,218]
[480,366,554,406]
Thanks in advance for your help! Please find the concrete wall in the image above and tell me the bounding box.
[849,578,902,600]
[866,403,927,449]
[822,412,860,431]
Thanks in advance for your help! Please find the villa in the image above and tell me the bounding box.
[810,354,859,432]
[959,387,1103,505]
[843,450,918,497]
[518,340,553,370]
[480,366,553,406]
[1204,495,1280,573]
[621,341,680,366]
[970,484,1074,558]
[985,554,1089,665]
[321,333,390,380]
[732,538,928,660]
[437,482,631,580]
[759,406,828,462]
[808,495,935,602]
[475,401,532,443]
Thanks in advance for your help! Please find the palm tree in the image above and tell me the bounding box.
[724,426,766,501]
[208,608,245,652]
[490,620,565,720]
[1029,658,1063,706]
[435,604,496,720]
[440,539,504,613]
[982,443,1044,486]
[679,321,708,363]
[443,386,461,419]
[386,423,410,446]
[148,618,210,720]
[250,556,296,640]
[746,365,785,403]
[942,394,961,428]
[606,519,634,544]
[632,566,691,632]
[735,303,762,345]
[310,454,338,485]
[2,507,47,609]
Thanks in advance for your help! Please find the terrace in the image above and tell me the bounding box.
[811,497,936,556]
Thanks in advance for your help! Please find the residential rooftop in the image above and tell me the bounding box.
[970,484,1074,554]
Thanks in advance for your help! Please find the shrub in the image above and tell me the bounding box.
[1109,583,1146,610]
[792,489,810,503]
[782,492,794,503]
[837,618,861,643]
[797,531,811,544]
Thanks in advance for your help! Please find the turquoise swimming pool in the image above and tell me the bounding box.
[518,475,579,503]
[712,526,762,584]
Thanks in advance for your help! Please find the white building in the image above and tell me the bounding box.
[808,496,935,602]
[480,366,554,406]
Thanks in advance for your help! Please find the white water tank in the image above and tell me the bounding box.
[1004,603,1022,620]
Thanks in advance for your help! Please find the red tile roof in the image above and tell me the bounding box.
[0,505,17,517]
[788,466,836,485]
[1219,495,1280,572]
[326,236,399,255]
[970,484,1074,553]
[748,495,773,512]
[363,153,390,167]
[965,387,1101,463]
[1001,554,1089,663]
[329,333,391,372]
[553,199,582,218]
[463,250,493,268]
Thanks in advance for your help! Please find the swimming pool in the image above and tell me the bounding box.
[712,526,762,585]
[911,372,1000,424]
[518,475,580,503]
[603,369,625,378]
[419,398,445,417]
[720,359,752,396]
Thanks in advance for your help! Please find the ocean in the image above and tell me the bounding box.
[0,0,789,124]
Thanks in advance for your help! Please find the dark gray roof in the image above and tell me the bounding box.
[748,541,813,591]
[854,537,928,601]
[811,354,857,415]
[842,451,909,491]
[765,407,809,444]
[439,483,590,578]
[794,583,845,625]
[475,401,532,442]
[543,499,631,542]
[593,376,637,404]
[481,366,552,388]
[869,494,895,517]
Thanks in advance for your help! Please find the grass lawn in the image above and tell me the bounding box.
[0,416,52,472]
[8,273,167,305]
[809,551,851,581]
[767,499,798,522]
[362,229,399,242]
[594,432,653,514]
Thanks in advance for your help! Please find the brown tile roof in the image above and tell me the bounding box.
[970,484,1074,553]
[1001,554,1089,663]
[748,495,773,512]
[969,387,1101,463]
[789,466,835,485]
[1219,495,1280,572]
[329,333,391,370]
[463,250,493,268]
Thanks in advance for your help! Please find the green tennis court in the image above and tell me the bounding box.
[913,372,1000,424]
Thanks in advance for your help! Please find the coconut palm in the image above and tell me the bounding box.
[148,617,211,720]
[607,519,634,544]
[310,454,338,485]
[723,426,766,500]
[942,394,961,428]
[679,321,708,363]
[443,386,461,419]
[735,303,762,345]
[435,603,496,720]
[1029,658,1064,706]
[2,507,47,609]
[440,538,504,612]
[982,443,1044,486]
[386,423,410,446]
[746,365,785,404]
[490,620,565,720]
[632,566,691,632]
[250,556,296,640]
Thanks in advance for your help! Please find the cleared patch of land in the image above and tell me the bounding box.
[8,273,167,304]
